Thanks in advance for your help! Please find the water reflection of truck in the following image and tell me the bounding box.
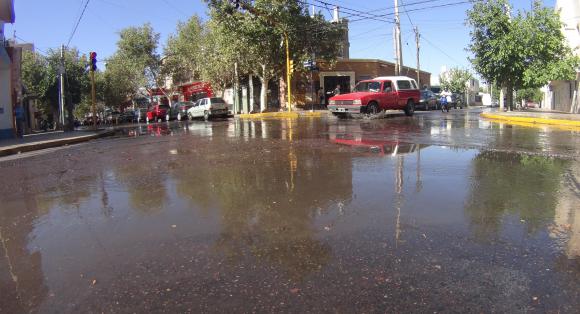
[331,136,423,156]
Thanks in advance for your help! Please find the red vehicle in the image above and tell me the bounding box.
[328,76,420,118]
[146,104,170,123]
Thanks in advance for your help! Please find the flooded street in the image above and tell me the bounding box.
[1,110,579,313]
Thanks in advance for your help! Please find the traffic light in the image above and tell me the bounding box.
[289,60,294,73]
[89,52,97,71]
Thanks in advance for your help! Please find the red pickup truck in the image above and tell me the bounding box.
[328,76,420,117]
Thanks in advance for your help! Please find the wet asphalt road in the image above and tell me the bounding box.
[0,109,579,313]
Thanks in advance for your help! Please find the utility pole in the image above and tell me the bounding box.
[394,0,403,76]
[59,44,66,130]
[414,26,420,87]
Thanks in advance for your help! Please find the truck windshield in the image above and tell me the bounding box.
[354,81,381,93]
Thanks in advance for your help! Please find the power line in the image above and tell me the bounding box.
[66,0,91,47]
[300,1,394,23]
[348,1,471,23]
[421,36,464,65]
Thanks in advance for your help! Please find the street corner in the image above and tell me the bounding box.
[236,111,325,119]
[480,112,580,131]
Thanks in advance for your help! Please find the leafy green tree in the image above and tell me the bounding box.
[467,0,579,111]
[106,24,174,107]
[440,67,473,95]
[20,51,51,109]
[205,0,343,111]
[163,15,205,85]
[516,87,542,104]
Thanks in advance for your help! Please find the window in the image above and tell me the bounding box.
[382,81,392,92]
[397,80,412,90]
[354,81,381,92]
[411,80,418,89]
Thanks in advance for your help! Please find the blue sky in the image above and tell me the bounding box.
[5,0,556,82]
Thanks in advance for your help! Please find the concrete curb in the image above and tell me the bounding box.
[0,130,115,158]
[237,111,324,119]
[481,112,580,128]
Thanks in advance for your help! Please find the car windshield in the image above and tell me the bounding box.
[159,105,170,109]
[210,98,225,104]
[430,87,441,94]
[354,81,381,93]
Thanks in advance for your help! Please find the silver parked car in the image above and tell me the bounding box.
[187,97,229,121]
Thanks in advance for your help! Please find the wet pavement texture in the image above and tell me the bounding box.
[0,109,579,313]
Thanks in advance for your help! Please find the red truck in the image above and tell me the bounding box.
[328,76,420,118]
[146,104,170,123]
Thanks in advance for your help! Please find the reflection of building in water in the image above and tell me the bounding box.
[551,164,580,259]
[0,199,48,313]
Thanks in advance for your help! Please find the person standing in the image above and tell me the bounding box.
[14,104,25,138]
[317,88,325,108]
[333,84,341,96]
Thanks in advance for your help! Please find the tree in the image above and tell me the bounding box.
[467,0,579,111]
[163,15,206,85]
[20,51,51,108]
[440,67,473,95]
[107,24,175,107]
[205,0,343,112]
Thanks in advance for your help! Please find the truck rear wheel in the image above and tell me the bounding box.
[404,100,415,117]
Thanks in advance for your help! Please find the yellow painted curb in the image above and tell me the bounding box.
[481,113,580,128]
[237,111,323,119]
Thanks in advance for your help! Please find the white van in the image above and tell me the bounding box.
[187,97,229,121]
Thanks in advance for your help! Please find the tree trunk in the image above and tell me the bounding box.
[506,82,514,111]
[259,64,268,113]
[248,74,254,114]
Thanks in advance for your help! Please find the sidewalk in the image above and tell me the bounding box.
[237,110,326,119]
[481,110,580,128]
[0,129,114,157]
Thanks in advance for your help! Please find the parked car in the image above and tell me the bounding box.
[452,93,465,109]
[120,110,137,123]
[167,101,194,121]
[135,107,148,122]
[187,97,229,121]
[146,104,170,123]
[105,111,121,124]
[327,76,420,117]
[417,90,438,110]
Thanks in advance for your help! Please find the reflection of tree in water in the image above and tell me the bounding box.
[466,151,569,241]
[114,160,169,214]
[173,143,353,280]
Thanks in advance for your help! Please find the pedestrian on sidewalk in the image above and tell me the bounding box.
[14,104,25,138]
[318,88,325,109]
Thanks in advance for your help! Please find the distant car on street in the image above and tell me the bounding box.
[187,97,229,121]
[417,90,438,110]
[120,110,137,123]
[146,104,170,123]
[167,101,195,121]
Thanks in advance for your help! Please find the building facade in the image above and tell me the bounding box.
[292,59,431,107]
[0,0,15,138]
[542,0,580,113]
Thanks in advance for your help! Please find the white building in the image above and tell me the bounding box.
[542,0,580,113]
[0,0,15,138]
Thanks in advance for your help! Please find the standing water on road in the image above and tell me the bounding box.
[0,114,579,312]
